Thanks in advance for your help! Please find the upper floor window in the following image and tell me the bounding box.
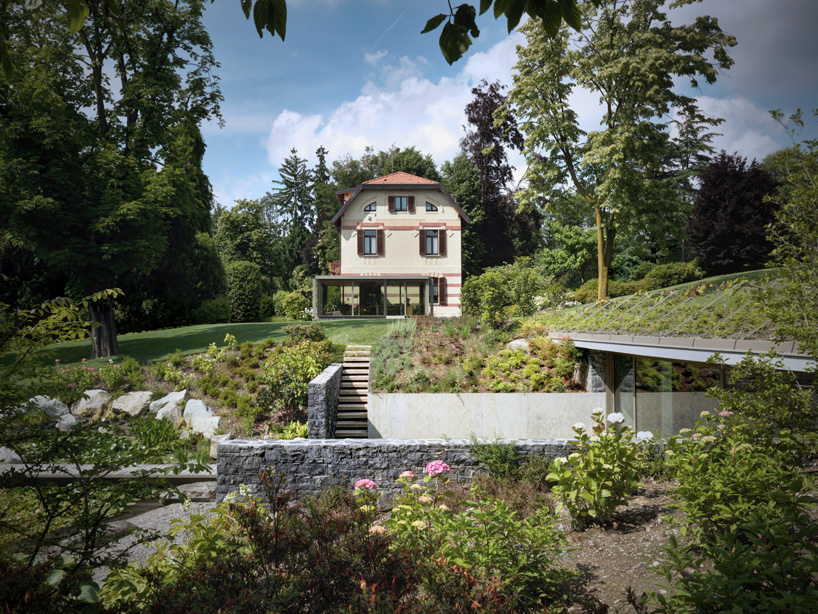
[358,228,384,256]
[388,195,415,212]
[364,202,376,211]
[419,228,446,256]
[426,202,438,211]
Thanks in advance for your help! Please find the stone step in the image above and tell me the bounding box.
[342,364,369,371]
[341,382,367,389]
[343,356,371,362]
[336,411,368,419]
[341,374,368,381]
[338,403,367,411]
[334,428,368,438]
[340,393,367,401]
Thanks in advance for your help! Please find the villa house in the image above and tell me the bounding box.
[313,171,470,318]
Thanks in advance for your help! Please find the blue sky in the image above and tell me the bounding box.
[201,0,818,208]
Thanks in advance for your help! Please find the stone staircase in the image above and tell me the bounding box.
[334,345,370,438]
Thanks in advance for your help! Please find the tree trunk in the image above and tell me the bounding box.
[596,207,609,301]
[89,298,120,359]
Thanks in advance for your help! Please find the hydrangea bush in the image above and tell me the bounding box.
[547,409,643,528]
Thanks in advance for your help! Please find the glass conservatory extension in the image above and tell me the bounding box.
[313,276,433,318]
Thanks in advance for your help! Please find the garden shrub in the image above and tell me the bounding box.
[547,409,643,528]
[56,359,99,395]
[462,260,546,327]
[641,261,704,290]
[645,476,818,614]
[226,260,262,323]
[120,356,145,390]
[468,436,521,479]
[572,277,648,303]
[282,322,326,344]
[256,339,333,420]
[282,291,311,320]
[259,293,277,318]
[98,361,126,392]
[191,295,231,324]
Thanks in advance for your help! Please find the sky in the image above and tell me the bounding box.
[200,0,818,208]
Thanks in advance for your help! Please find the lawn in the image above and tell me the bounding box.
[50,319,392,367]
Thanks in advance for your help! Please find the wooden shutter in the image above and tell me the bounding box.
[388,196,395,212]
[439,277,447,305]
[419,230,426,255]
[439,230,447,256]
[377,229,385,256]
[357,231,364,255]
[408,196,415,212]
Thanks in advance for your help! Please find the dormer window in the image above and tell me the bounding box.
[426,202,438,211]
[364,202,376,211]
[388,195,415,212]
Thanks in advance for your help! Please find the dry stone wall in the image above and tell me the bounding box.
[217,438,573,505]
[306,364,342,438]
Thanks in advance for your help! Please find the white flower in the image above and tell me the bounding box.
[636,431,654,441]
[554,456,568,464]
[573,422,586,431]
[700,410,711,418]
[607,412,625,424]
[679,428,691,434]
[590,435,600,442]
[591,407,604,416]
[568,452,580,460]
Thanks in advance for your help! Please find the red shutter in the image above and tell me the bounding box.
[357,231,364,255]
[419,230,426,255]
[439,230,447,256]
[388,196,395,212]
[439,277,447,305]
[408,196,415,212]
[377,229,385,256]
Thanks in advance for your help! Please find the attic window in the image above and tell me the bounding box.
[394,196,408,211]
[364,202,376,211]
[426,202,438,211]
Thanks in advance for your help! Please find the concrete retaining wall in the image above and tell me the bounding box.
[307,364,342,439]
[217,438,573,504]
[368,392,607,439]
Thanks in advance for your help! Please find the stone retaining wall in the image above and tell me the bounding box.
[217,438,573,505]
[307,364,342,439]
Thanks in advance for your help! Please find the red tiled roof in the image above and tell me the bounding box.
[362,171,439,185]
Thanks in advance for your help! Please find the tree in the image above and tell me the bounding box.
[311,146,342,274]
[508,0,735,299]
[461,80,540,268]
[0,0,222,357]
[441,152,485,276]
[332,145,440,189]
[536,190,596,284]
[215,198,280,287]
[686,152,779,275]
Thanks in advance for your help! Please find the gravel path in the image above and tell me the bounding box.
[93,501,217,584]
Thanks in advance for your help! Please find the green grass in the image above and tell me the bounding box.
[50,319,392,367]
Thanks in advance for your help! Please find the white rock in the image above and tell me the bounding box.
[149,390,189,414]
[209,433,233,459]
[183,399,211,425]
[506,339,530,351]
[112,391,154,418]
[71,390,113,418]
[29,395,70,418]
[177,481,217,502]
[56,413,78,431]
[0,446,22,463]
[191,414,221,440]
[156,403,183,428]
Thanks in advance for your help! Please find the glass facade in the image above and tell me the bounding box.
[613,354,721,435]
[316,278,431,317]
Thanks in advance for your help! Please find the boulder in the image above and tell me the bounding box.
[209,433,233,459]
[156,403,183,428]
[71,390,113,419]
[56,413,78,432]
[0,447,22,464]
[149,390,189,415]
[178,481,217,502]
[112,391,153,418]
[506,339,530,352]
[29,395,70,418]
[191,414,221,439]
[183,399,211,424]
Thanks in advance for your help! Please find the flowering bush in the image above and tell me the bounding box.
[547,409,643,528]
[424,460,450,476]
[56,359,99,394]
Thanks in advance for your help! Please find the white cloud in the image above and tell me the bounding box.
[695,96,785,162]
[264,34,526,170]
[211,171,275,208]
[364,49,388,65]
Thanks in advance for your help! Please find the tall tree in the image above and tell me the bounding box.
[311,146,342,274]
[686,152,779,275]
[508,0,735,299]
[461,80,539,268]
[331,145,440,188]
[441,152,484,276]
[0,0,222,356]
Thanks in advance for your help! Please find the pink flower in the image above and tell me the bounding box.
[82,358,87,362]
[425,460,450,477]
[368,525,387,534]
[354,479,377,491]
[55,359,60,364]
[718,410,734,418]
[399,470,415,479]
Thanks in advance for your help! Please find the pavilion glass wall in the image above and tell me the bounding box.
[613,354,721,436]
[318,279,429,317]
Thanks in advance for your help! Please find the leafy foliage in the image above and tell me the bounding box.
[226,260,262,323]
[686,151,780,274]
[547,410,643,528]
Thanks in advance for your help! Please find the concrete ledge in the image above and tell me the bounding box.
[217,438,572,504]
